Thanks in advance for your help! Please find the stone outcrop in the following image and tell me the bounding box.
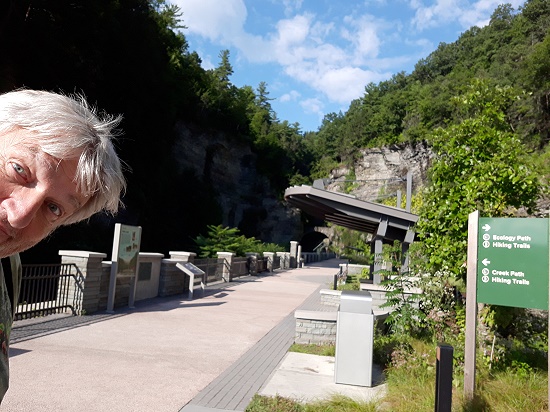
[327,142,433,203]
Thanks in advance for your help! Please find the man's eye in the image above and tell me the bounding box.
[11,162,26,177]
[47,203,62,217]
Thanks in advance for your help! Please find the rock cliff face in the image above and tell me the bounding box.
[172,122,302,244]
[327,143,433,205]
[172,122,432,245]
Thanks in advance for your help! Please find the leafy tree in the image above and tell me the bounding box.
[194,225,245,258]
[194,225,284,258]
[416,79,540,282]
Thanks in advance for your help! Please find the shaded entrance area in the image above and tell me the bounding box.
[284,184,418,283]
[300,230,329,253]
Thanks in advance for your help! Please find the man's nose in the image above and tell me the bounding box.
[4,192,44,229]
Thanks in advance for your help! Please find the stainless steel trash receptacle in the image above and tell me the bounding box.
[334,290,374,387]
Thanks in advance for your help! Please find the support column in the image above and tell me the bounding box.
[372,218,388,285]
[372,238,384,284]
[406,170,412,212]
[59,250,107,315]
[290,241,299,268]
[401,229,416,274]
[217,252,234,282]
[263,252,275,272]
[297,245,303,267]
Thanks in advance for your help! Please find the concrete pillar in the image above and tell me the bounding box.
[372,238,384,284]
[290,241,299,268]
[297,245,303,267]
[169,251,196,263]
[371,218,388,285]
[59,250,107,315]
[217,252,234,282]
[263,252,275,272]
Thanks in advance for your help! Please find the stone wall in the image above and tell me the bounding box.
[158,259,188,297]
[294,310,337,345]
[320,289,341,307]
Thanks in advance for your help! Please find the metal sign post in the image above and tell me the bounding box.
[464,211,479,400]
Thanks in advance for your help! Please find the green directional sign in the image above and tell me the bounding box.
[477,218,549,310]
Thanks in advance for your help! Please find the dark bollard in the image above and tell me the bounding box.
[333,274,338,290]
[435,343,453,412]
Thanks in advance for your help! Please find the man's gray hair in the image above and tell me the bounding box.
[0,89,126,225]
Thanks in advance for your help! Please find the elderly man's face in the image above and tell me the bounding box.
[0,129,87,258]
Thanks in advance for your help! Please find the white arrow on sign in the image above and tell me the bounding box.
[482,224,491,232]
[482,258,491,266]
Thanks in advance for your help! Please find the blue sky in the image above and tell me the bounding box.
[173,0,525,133]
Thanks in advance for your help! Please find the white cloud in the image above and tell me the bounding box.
[459,0,525,28]
[273,14,312,50]
[279,90,301,102]
[199,53,215,70]
[342,15,381,61]
[282,0,304,16]
[176,0,271,63]
[319,67,389,103]
[300,98,324,116]
[410,0,526,31]
[177,0,247,41]
[411,0,465,31]
[177,1,411,106]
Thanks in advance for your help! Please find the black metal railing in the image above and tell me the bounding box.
[257,257,268,273]
[193,258,224,285]
[232,257,249,278]
[333,265,348,290]
[16,263,84,320]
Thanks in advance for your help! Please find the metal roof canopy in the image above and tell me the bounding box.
[284,185,418,243]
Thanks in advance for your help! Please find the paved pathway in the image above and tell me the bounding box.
[180,285,327,412]
[2,259,342,412]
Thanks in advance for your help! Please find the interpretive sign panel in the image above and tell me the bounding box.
[180,263,205,276]
[107,223,142,312]
[176,262,205,300]
[477,217,548,310]
[113,224,142,277]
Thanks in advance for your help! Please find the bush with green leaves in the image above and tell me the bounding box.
[376,241,426,337]
[194,224,285,258]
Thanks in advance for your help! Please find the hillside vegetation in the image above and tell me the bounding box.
[308,0,550,177]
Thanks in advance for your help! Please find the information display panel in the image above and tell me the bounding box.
[477,217,548,310]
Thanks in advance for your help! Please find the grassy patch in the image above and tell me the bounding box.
[288,343,336,357]
[245,394,304,412]
[461,369,547,412]
[245,394,379,412]
[379,337,548,412]
[249,337,547,411]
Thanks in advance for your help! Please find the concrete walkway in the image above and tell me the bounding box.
[1,259,344,411]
